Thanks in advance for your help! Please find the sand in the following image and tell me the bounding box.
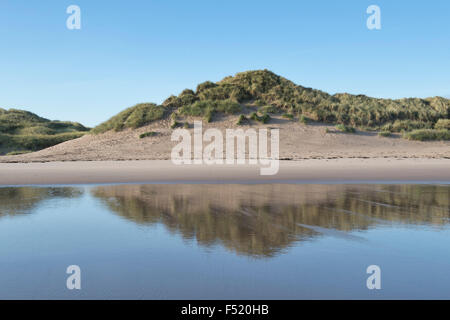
[0,116,449,163]
[0,159,449,185]
[0,115,448,185]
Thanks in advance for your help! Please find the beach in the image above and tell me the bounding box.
[2,119,448,185]
[0,158,449,185]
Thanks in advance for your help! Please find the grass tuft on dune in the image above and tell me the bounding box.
[403,129,450,141]
[92,103,165,134]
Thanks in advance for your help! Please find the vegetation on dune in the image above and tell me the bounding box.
[382,120,433,133]
[92,103,165,134]
[236,114,248,125]
[434,119,450,130]
[259,105,279,114]
[160,70,449,138]
[0,109,88,134]
[250,112,271,124]
[378,131,391,137]
[0,131,85,153]
[335,124,356,133]
[170,120,181,129]
[0,108,89,155]
[403,129,450,141]
[86,69,450,140]
[282,113,294,120]
[6,150,32,156]
[217,70,447,126]
[299,115,309,124]
[178,99,241,119]
[139,131,158,139]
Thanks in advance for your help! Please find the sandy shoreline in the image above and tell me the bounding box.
[0,158,449,186]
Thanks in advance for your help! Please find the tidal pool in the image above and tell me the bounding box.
[0,184,449,299]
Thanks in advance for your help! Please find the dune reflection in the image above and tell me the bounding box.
[0,187,83,217]
[91,184,450,258]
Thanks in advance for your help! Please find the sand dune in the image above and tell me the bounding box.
[0,115,448,185]
[0,115,449,163]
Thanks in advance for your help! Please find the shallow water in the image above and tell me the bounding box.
[0,184,449,299]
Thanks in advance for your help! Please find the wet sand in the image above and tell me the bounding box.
[0,158,449,186]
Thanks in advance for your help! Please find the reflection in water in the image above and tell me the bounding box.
[0,184,449,299]
[92,184,450,258]
[0,187,83,217]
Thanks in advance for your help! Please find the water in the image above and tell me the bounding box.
[0,184,449,299]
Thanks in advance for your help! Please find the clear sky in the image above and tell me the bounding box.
[1,0,449,127]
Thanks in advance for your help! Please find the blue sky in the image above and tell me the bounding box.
[0,0,449,127]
